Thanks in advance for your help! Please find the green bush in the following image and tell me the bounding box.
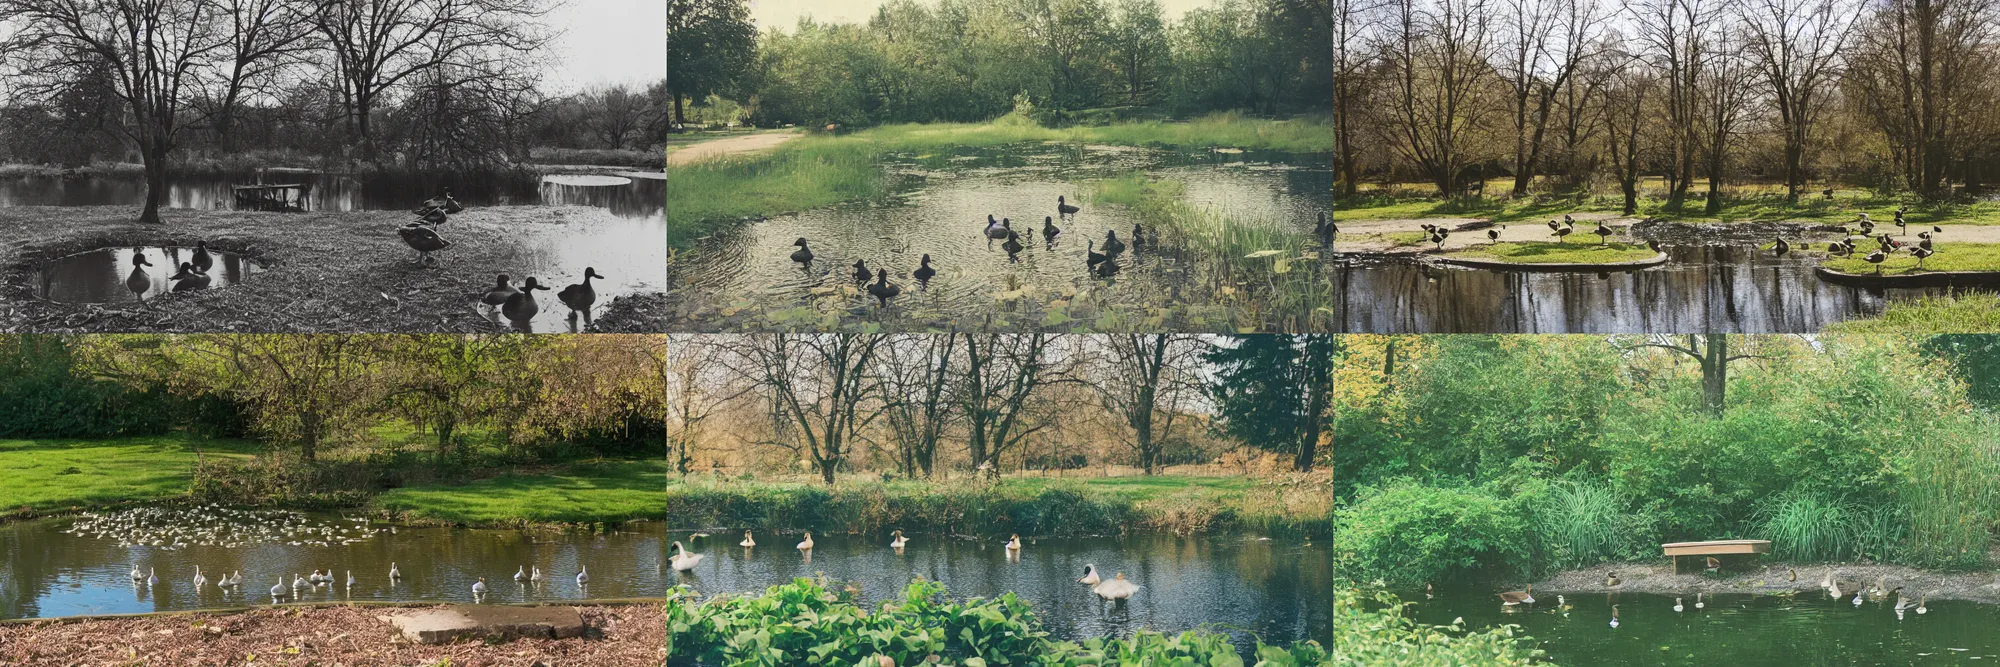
[1332,481,1531,586]
[666,578,1329,666]
[1328,588,1547,666]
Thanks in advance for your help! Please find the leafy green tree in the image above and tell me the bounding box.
[1922,334,2000,410]
[1206,334,1341,471]
[1105,0,1173,105]
[667,0,758,129]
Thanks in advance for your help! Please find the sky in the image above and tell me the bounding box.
[543,0,667,93]
[747,0,1213,32]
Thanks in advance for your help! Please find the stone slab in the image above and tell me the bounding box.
[379,604,586,645]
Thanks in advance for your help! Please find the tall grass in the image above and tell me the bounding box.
[1826,293,2000,334]
[1899,413,2000,568]
[1756,491,1858,562]
[1534,482,1630,570]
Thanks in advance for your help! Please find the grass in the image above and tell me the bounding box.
[665,474,1331,537]
[1330,181,2000,226]
[371,458,668,525]
[1825,293,2000,333]
[0,435,260,512]
[1821,242,2000,275]
[1440,241,1660,264]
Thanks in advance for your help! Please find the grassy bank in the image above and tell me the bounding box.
[1820,242,2000,275]
[0,205,661,333]
[1328,183,2000,226]
[668,578,1332,665]
[0,435,664,525]
[1826,293,2000,333]
[1438,241,1659,264]
[665,113,1330,250]
[665,474,1331,538]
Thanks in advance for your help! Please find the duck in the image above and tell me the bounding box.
[1005,534,1023,552]
[514,566,529,582]
[985,215,1010,239]
[1606,572,1621,587]
[1674,597,1684,612]
[913,254,936,282]
[557,267,603,317]
[1695,592,1705,609]
[1080,564,1102,586]
[1594,224,1614,243]
[867,269,901,307]
[501,277,548,326]
[481,274,518,309]
[1131,223,1147,250]
[670,541,704,571]
[576,565,589,586]
[1853,590,1866,606]
[1773,237,1790,257]
[1094,256,1121,277]
[1912,246,1936,269]
[170,262,211,292]
[397,223,453,264]
[1497,585,1534,606]
[1869,576,1891,600]
[790,238,814,264]
[739,530,756,548]
[419,188,465,214]
[130,567,145,582]
[1102,230,1127,255]
[471,577,488,597]
[1058,195,1080,218]
[852,259,873,283]
[1556,595,1572,612]
[1609,604,1621,628]
[1092,572,1140,601]
[1893,589,1915,611]
[1788,568,1798,582]
[1002,230,1025,257]
[389,562,401,580]
[1086,240,1107,266]
[797,532,814,551]
[190,240,215,273]
[889,530,909,549]
[1865,249,1887,271]
[1552,224,1573,242]
[1042,216,1061,242]
[417,206,449,225]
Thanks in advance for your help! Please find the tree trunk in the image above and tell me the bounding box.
[139,142,169,224]
[1700,334,1728,415]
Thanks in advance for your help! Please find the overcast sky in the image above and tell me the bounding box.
[747,0,1212,32]
[544,0,667,93]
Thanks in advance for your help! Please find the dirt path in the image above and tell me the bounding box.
[0,603,665,666]
[667,131,800,166]
[1526,561,2000,605]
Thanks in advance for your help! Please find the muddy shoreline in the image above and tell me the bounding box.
[0,205,663,332]
[0,602,665,666]
[1525,560,2000,605]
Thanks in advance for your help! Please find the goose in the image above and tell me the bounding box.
[345,570,355,588]
[481,274,519,309]
[1488,228,1500,243]
[1893,589,1915,611]
[501,278,549,326]
[1057,195,1080,218]
[398,223,453,264]
[790,238,814,264]
[417,206,449,225]
[170,262,211,292]
[913,255,936,282]
[192,240,214,273]
[1002,230,1025,257]
[271,579,286,600]
[1564,213,1575,225]
[131,567,145,582]
[1546,219,1561,231]
[1865,249,1887,272]
[530,567,542,583]
[226,571,243,587]
[984,215,1008,239]
[1912,246,1935,269]
[797,532,814,551]
[1594,224,1614,244]
[1102,230,1126,255]
[1896,215,1908,235]
[1916,595,1928,614]
[1609,604,1621,628]
[147,568,158,587]
[1852,590,1865,606]
[1822,187,1835,199]
[670,541,704,571]
[389,562,402,580]
[193,566,207,589]
[1043,216,1061,242]
[1606,572,1621,587]
[1674,597,1684,613]
[1131,223,1147,250]
[740,530,756,548]
[1080,564,1102,586]
[1005,534,1023,552]
[852,260,873,283]
[1430,228,1449,250]
[1497,585,1534,606]
[1869,576,1890,600]
[472,577,488,597]
[1086,240,1107,266]
[576,565,589,586]
[557,267,603,317]
[867,269,901,307]
[1092,572,1140,601]
[124,252,155,300]
[1552,225,1573,242]
[514,566,529,582]
[1695,592,1705,609]
[309,570,326,585]
[1773,237,1790,257]
[1648,239,1664,254]
[889,530,908,549]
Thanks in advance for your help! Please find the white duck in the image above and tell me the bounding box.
[389,562,401,580]
[890,530,909,549]
[514,566,529,582]
[193,566,207,589]
[472,577,488,597]
[577,565,589,586]
[671,541,705,571]
[740,530,756,548]
[1092,572,1140,601]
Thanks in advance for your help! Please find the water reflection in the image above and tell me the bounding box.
[37,246,261,304]
[667,531,1330,651]
[0,517,669,620]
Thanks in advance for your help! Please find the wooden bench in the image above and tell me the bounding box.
[1662,539,1771,574]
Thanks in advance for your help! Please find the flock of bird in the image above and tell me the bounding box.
[392,189,606,328]
[1769,208,1947,272]
[64,506,384,549]
[122,241,222,301]
[1471,561,1939,630]
[788,194,1155,309]
[125,558,593,605]
[669,529,1142,602]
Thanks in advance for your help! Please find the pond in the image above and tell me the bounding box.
[0,513,671,620]
[37,246,261,304]
[1327,244,1962,333]
[1408,587,2000,666]
[0,169,662,222]
[664,531,1330,653]
[668,144,1331,329]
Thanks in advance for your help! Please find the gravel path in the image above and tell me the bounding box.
[667,131,800,166]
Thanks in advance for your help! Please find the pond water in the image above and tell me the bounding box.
[665,531,1330,653]
[0,169,662,222]
[36,246,260,304]
[668,144,1332,328]
[1328,244,1962,333]
[0,514,671,620]
[1409,587,2000,666]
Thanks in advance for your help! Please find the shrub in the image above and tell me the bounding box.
[1328,588,1547,666]
[1332,481,1531,586]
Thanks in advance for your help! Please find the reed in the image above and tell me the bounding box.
[1755,491,1857,562]
[1534,482,1631,570]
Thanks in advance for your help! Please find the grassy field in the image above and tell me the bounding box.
[1826,293,2000,333]
[372,459,667,525]
[666,113,1332,250]
[1821,242,2000,275]
[665,473,1330,537]
[1440,241,1660,264]
[0,435,259,512]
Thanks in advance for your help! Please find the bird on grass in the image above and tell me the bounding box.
[1042,216,1061,243]
[1865,250,1888,273]
[1594,223,1614,244]
[1773,237,1790,257]
[1002,230,1025,258]
[1911,246,1936,269]
[398,223,453,264]
[1102,230,1127,255]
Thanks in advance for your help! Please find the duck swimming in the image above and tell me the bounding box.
[913,254,936,282]
[790,238,814,264]
[481,274,518,309]
[125,251,154,300]
[556,267,603,318]
[501,277,548,327]
[1092,572,1140,601]
[170,262,211,292]
[867,269,901,307]
[740,530,756,548]
[192,241,214,272]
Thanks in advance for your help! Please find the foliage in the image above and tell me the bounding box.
[1331,481,1532,587]
[667,578,1330,665]
[1326,589,1547,666]
[1825,293,2000,333]
[1205,335,1342,471]
[1530,481,1640,570]
[0,335,174,438]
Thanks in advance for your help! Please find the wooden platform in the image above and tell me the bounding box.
[1663,539,1771,574]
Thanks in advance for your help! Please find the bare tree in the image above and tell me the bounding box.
[1740,0,1859,203]
[662,335,747,476]
[737,334,885,484]
[1603,56,1654,215]
[1631,0,1720,210]
[1088,335,1207,475]
[0,0,237,224]
[876,335,961,478]
[959,334,1064,476]
[1698,23,1753,214]
[1331,0,1380,196]
[204,0,319,148]
[1497,0,1606,196]
[1845,0,2000,197]
[1615,334,1754,415]
[192,335,380,461]
[1382,0,1496,196]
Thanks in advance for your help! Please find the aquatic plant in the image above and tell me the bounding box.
[1328,588,1547,666]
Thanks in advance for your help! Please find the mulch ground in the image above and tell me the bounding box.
[0,205,664,333]
[0,603,666,666]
